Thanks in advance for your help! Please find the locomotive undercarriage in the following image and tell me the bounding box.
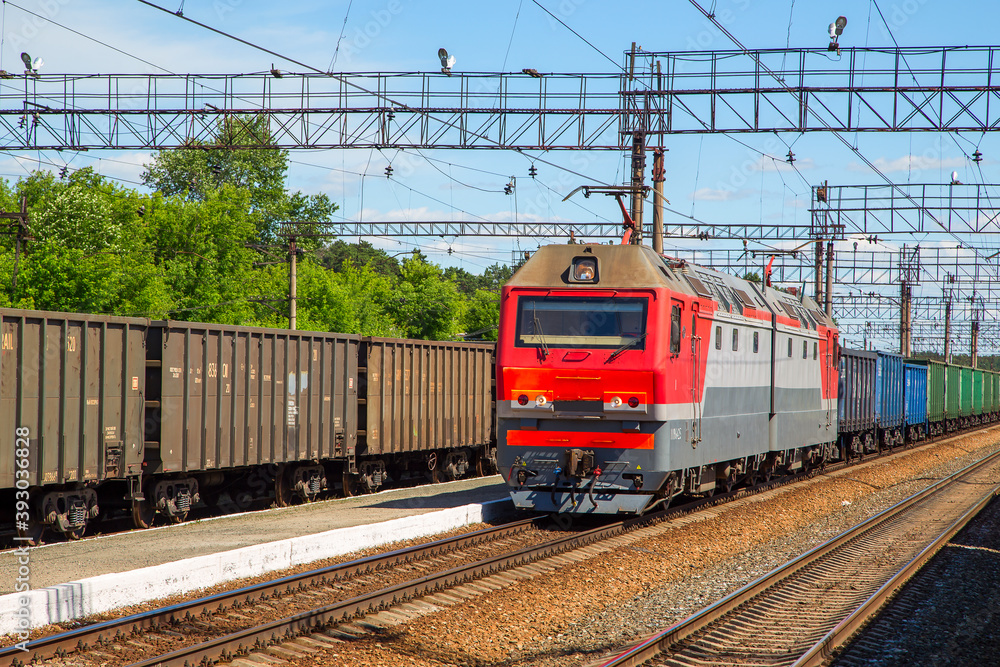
[506,437,836,515]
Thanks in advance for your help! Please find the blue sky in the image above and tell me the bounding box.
[0,0,996,349]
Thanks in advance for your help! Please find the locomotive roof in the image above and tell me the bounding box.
[507,243,836,330]
[506,244,671,288]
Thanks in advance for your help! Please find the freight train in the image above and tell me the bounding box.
[0,311,494,543]
[495,243,998,515]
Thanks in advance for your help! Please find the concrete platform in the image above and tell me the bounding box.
[0,476,513,636]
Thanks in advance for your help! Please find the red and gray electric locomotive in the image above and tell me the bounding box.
[496,243,839,514]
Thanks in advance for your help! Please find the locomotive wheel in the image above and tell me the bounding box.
[17,518,46,546]
[721,471,737,493]
[132,497,156,529]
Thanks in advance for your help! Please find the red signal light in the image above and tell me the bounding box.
[517,394,529,406]
[628,396,640,408]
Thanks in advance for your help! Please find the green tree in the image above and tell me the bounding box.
[0,169,171,316]
[317,240,402,276]
[461,289,499,341]
[443,265,484,296]
[481,263,515,291]
[148,186,264,324]
[141,114,336,245]
[388,256,463,340]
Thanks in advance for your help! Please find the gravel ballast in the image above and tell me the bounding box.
[346,428,1000,667]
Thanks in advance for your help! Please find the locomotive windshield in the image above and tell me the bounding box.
[515,296,647,349]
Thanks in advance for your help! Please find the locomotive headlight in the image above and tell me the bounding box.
[535,394,548,407]
[517,394,529,406]
[570,256,598,282]
[628,396,640,408]
[611,396,623,408]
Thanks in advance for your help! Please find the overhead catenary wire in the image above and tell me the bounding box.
[685,0,994,280]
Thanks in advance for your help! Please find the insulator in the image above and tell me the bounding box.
[528,164,537,178]
[385,164,393,178]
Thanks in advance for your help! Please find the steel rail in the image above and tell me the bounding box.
[118,434,989,667]
[122,511,668,667]
[2,516,538,667]
[4,425,992,667]
[596,447,1000,667]
[792,484,1000,666]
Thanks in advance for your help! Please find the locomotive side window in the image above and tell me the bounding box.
[715,326,722,350]
[802,340,808,359]
[787,337,792,358]
[670,304,682,354]
[813,342,818,359]
[732,328,739,351]
[753,331,759,353]
[515,296,648,350]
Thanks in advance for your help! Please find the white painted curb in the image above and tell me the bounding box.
[0,499,512,636]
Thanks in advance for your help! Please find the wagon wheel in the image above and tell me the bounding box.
[17,518,46,546]
[428,452,444,484]
[474,453,486,478]
[63,524,87,540]
[341,470,357,497]
[131,496,156,530]
[274,465,295,507]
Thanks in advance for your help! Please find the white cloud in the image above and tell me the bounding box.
[690,187,752,201]
[847,155,966,173]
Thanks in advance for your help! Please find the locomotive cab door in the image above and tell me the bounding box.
[690,301,702,445]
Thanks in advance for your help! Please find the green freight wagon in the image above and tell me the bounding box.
[973,368,984,417]
[984,370,994,419]
[945,363,962,429]
[960,366,974,422]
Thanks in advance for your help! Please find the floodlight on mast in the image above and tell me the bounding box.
[827,16,847,52]
[438,48,456,76]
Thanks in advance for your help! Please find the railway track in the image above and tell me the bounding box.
[2,456,824,667]
[5,430,993,667]
[594,447,1000,667]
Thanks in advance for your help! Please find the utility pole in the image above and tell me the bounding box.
[288,235,298,330]
[629,131,646,245]
[815,241,824,306]
[971,320,980,368]
[651,149,665,254]
[825,241,834,317]
[943,299,952,363]
[0,197,30,295]
[276,221,335,331]
[970,295,982,368]
[899,279,912,357]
